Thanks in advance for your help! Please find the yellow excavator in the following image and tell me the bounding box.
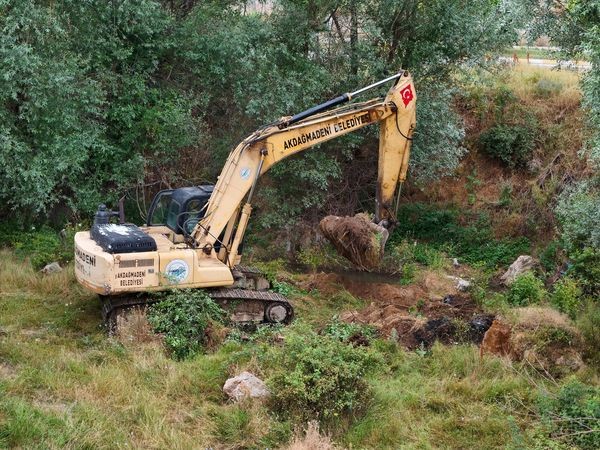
[74,71,416,326]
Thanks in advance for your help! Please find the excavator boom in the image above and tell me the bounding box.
[191,71,416,267]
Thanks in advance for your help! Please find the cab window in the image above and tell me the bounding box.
[148,191,173,226]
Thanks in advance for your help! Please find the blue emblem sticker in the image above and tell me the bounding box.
[240,167,251,180]
[165,259,189,283]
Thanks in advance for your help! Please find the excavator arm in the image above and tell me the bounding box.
[190,71,416,267]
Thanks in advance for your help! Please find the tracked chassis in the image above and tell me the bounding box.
[100,266,293,331]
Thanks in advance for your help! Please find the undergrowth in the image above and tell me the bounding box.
[390,202,530,268]
[147,289,226,360]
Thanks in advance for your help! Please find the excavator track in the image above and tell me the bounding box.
[101,266,293,332]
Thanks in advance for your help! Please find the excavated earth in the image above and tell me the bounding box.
[319,214,388,270]
[300,271,494,349]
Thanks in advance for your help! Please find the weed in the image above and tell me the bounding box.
[537,380,600,450]
[147,289,226,360]
[577,300,600,365]
[390,203,530,268]
[465,169,481,205]
[550,277,582,319]
[507,272,546,306]
[322,319,377,344]
[568,247,600,297]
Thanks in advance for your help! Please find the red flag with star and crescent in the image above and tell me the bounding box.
[400,85,414,107]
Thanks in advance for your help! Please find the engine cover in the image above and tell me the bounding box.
[90,223,157,254]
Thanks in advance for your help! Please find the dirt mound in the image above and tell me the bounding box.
[480,319,512,357]
[319,213,388,270]
[478,309,586,376]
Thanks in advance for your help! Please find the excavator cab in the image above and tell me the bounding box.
[147,186,214,236]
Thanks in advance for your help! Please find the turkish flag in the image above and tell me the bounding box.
[400,85,414,107]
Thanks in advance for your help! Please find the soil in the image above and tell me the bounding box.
[300,271,494,349]
[319,213,388,270]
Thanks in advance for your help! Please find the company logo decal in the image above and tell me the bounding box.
[165,259,189,283]
[400,85,414,107]
[240,167,251,180]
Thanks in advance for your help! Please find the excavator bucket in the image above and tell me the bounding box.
[319,213,389,270]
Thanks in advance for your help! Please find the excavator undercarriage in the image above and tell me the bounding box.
[101,266,293,331]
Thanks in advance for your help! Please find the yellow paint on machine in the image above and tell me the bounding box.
[74,231,233,295]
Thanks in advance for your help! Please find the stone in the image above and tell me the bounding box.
[446,275,471,291]
[452,258,460,268]
[500,255,537,286]
[41,262,62,274]
[223,371,269,402]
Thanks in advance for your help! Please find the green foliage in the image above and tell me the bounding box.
[568,247,600,297]
[507,272,546,306]
[391,203,530,268]
[322,319,377,344]
[577,300,600,365]
[540,240,561,273]
[0,0,198,218]
[261,322,382,425]
[550,277,582,319]
[537,380,600,450]
[147,289,226,360]
[556,179,600,252]
[0,223,75,270]
[479,124,536,168]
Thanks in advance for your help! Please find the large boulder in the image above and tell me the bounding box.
[500,255,537,286]
[223,371,269,402]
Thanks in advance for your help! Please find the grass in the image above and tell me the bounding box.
[0,249,596,448]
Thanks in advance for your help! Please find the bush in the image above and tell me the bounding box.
[390,203,530,269]
[147,289,226,360]
[568,247,600,297]
[507,272,546,306]
[577,301,600,365]
[537,380,600,450]
[262,323,382,425]
[479,124,536,168]
[0,223,75,270]
[322,319,377,344]
[550,277,582,319]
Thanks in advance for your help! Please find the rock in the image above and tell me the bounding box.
[480,319,512,357]
[452,258,460,268]
[500,255,536,286]
[41,262,62,274]
[446,275,471,291]
[223,371,269,402]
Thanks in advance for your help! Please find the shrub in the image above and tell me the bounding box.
[550,277,582,319]
[568,247,600,297]
[262,323,382,425]
[322,319,377,344]
[577,301,600,365]
[507,272,546,306]
[537,380,600,450]
[390,203,530,269]
[147,289,226,360]
[0,224,76,270]
[479,124,536,168]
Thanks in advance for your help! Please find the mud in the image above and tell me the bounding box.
[319,213,388,270]
[303,271,493,349]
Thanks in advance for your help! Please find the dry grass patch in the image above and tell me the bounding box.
[286,421,341,450]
